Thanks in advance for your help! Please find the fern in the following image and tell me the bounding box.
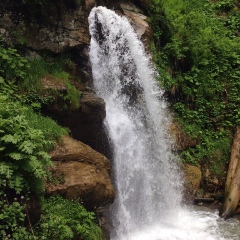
[8,152,24,160]
[19,140,35,154]
[0,162,14,179]
[8,174,25,193]
[1,134,20,144]
[0,92,58,194]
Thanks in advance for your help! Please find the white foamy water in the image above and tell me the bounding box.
[88,6,240,240]
[125,206,240,240]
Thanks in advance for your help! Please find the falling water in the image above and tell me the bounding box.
[88,6,240,240]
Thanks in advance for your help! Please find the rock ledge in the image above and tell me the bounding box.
[46,135,115,209]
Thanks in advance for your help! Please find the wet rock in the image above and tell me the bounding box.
[46,135,115,209]
[236,206,240,214]
[96,206,111,240]
[85,0,96,11]
[132,0,150,8]
[194,197,214,204]
[80,92,106,123]
[49,90,111,158]
[120,3,152,49]
[169,120,198,151]
[25,49,42,61]
[41,75,67,92]
[182,164,202,201]
[40,74,111,158]
[209,192,224,201]
[203,168,224,193]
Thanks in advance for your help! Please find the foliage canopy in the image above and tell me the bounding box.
[149,0,240,174]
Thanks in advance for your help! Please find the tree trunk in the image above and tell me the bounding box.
[220,127,240,219]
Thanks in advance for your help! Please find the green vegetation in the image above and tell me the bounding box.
[36,196,102,240]
[0,40,98,238]
[149,0,240,175]
[0,44,81,111]
[21,55,81,111]
[0,194,102,240]
[0,195,34,240]
[21,54,67,89]
[0,94,52,194]
[0,46,29,82]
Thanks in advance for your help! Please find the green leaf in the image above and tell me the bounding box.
[0,162,14,179]
[9,174,24,193]
[9,152,24,160]
[1,134,17,144]
[19,141,35,154]
[0,76,5,84]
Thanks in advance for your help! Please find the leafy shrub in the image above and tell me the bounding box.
[0,192,34,240]
[149,0,240,171]
[215,0,235,11]
[36,196,103,240]
[0,43,81,111]
[0,99,52,194]
[20,90,55,112]
[0,46,29,82]
[0,80,69,239]
[0,81,67,194]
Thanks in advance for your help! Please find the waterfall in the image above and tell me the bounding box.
[88,6,240,240]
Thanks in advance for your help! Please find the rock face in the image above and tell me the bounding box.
[182,164,202,201]
[42,79,112,159]
[0,0,151,54]
[0,0,90,53]
[120,3,152,46]
[169,120,198,151]
[170,120,226,200]
[46,135,115,209]
[202,167,224,193]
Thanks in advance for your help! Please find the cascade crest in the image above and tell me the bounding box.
[89,6,182,238]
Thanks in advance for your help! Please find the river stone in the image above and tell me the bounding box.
[46,135,115,209]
